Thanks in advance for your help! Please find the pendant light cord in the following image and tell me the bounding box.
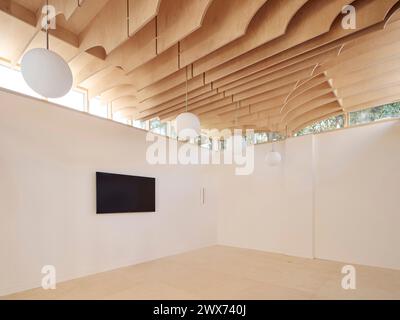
[126,0,130,37]
[267,114,275,152]
[235,101,239,127]
[185,65,188,112]
[46,0,49,50]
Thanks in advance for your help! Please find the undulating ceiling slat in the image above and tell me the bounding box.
[70,54,108,86]
[56,0,110,35]
[127,44,180,90]
[86,68,132,99]
[101,84,136,102]
[136,67,193,102]
[189,0,310,76]
[78,0,128,54]
[0,10,36,64]
[197,0,355,82]
[128,0,160,37]
[112,96,139,112]
[22,31,79,62]
[156,0,212,54]
[179,0,266,66]
[1,0,400,135]
[106,19,157,72]
[47,0,80,20]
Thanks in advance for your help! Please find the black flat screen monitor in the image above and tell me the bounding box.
[96,172,155,214]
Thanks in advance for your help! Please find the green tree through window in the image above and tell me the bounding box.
[349,102,400,125]
[295,115,344,137]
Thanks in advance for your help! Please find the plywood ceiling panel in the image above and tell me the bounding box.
[0,0,400,134]
[156,0,213,53]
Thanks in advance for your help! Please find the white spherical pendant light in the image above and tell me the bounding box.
[21,48,73,98]
[266,150,282,166]
[176,112,201,139]
[175,66,201,140]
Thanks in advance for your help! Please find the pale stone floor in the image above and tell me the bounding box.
[3,246,400,300]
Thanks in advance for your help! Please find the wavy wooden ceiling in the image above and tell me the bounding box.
[1,0,400,134]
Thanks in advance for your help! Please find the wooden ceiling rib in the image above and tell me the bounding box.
[156,0,212,54]
[128,0,161,37]
[101,85,136,102]
[0,10,36,64]
[1,0,400,134]
[78,0,128,54]
[106,18,157,72]
[199,0,357,81]
[187,0,310,72]
[179,0,266,66]
[56,0,110,35]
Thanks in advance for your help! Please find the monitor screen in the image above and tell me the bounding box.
[96,172,155,214]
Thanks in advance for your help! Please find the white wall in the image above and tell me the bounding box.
[217,136,314,258]
[0,90,218,295]
[315,121,400,270]
[1,90,400,295]
[217,120,400,270]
